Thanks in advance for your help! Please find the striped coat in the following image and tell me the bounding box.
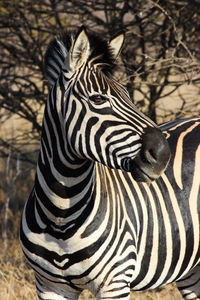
[20,27,200,300]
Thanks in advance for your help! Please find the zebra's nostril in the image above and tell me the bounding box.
[144,149,157,164]
[139,148,157,165]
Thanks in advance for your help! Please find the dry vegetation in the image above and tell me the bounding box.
[0,238,36,300]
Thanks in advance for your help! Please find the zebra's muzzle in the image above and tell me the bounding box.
[122,127,171,182]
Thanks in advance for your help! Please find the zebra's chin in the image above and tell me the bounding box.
[130,162,157,183]
[122,157,157,183]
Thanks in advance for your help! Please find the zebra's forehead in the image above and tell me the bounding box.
[74,67,156,129]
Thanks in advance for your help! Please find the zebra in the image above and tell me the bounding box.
[21,26,200,300]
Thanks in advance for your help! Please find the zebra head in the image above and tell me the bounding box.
[44,26,170,182]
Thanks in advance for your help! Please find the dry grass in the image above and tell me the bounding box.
[0,238,37,300]
[0,236,183,300]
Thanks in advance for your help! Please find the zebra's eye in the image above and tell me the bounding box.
[89,95,106,105]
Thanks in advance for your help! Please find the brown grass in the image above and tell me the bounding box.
[0,236,183,300]
[0,238,37,300]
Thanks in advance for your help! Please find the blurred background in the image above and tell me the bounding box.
[0,0,200,298]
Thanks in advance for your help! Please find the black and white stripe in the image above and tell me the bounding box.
[22,27,200,300]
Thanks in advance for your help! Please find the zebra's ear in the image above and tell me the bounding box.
[70,26,90,71]
[109,33,125,59]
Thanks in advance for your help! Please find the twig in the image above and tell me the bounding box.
[3,148,21,258]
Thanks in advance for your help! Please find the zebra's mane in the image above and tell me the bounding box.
[44,28,118,87]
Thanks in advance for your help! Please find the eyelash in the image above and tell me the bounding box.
[89,95,107,104]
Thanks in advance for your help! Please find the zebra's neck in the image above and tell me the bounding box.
[35,149,96,229]
[34,92,96,227]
